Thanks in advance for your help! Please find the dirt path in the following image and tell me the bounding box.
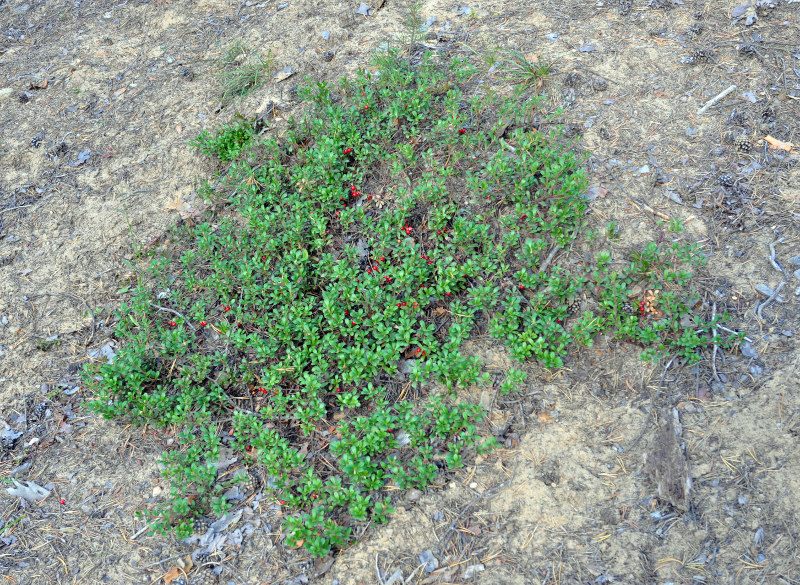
[1,0,799,583]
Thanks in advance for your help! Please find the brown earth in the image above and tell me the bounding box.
[1,0,799,584]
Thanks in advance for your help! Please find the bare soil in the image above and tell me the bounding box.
[1,0,799,584]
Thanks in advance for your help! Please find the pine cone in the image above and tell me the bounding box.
[30,402,49,420]
[686,49,713,64]
[734,134,751,153]
[717,174,735,187]
[619,0,633,16]
[193,516,211,536]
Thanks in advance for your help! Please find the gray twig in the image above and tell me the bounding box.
[768,238,786,276]
[717,324,751,343]
[147,302,197,332]
[697,84,737,115]
[711,302,721,383]
[755,281,786,320]
[0,204,33,216]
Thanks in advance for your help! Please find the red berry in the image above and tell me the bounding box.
[520,285,525,290]
[459,128,466,134]
[445,292,452,296]
[168,320,177,327]
[200,321,207,327]
[60,499,66,505]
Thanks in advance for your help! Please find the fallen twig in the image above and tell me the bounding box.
[711,303,721,383]
[147,302,197,332]
[768,238,786,276]
[717,324,751,343]
[697,84,737,115]
[755,281,786,320]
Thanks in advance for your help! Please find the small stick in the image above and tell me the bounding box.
[148,302,197,332]
[717,324,752,343]
[768,238,786,276]
[0,204,33,216]
[697,84,737,115]
[755,281,786,320]
[711,302,721,383]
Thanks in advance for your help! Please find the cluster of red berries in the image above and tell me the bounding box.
[638,300,647,317]
[349,185,361,198]
[402,222,413,235]
[419,253,435,265]
[168,320,177,327]
[459,128,466,134]
[343,147,353,155]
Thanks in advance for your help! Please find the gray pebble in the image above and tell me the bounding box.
[12,4,31,15]
[789,255,800,266]
[419,550,439,572]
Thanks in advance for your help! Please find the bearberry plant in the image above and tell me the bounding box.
[84,48,739,557]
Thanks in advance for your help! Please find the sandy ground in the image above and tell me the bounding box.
[1,0,799,583]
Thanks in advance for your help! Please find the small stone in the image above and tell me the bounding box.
[789,255,800,266]
[12,3,31,15]
[593,78,608,92]
[794,269,800,282]
[406,489,423,502]
[321,29,330,40]
[321,50,335,62]
[0,88,14,101]
[619,0,632,16]
[462,564,485,579]
[419,550,439,573]
[469,482,478,489]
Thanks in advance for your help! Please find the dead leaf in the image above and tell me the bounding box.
[653,89,670,98]
[763,135,796,153]
[29,78,48,90]
[538,412,554,424]
[6,479,50,503]
[432,307,449,316]
[163,566,190,585]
